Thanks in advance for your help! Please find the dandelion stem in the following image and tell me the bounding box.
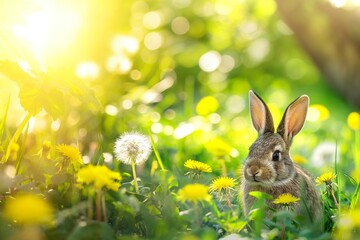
[131,158,139,193]
[102,192,107,223]
[220,160,227,176]
[96,189,101,222]
[331,188,339,208]
[224,194,235,215]
[194,203,200,228]
[88,195,93,222]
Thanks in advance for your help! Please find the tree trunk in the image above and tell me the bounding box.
[276,0,360,108]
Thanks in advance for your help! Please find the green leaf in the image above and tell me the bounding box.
[0,60,101,118]
[68,222,114,240]
[0,60,34,86]
[154,169,178,190]
[51,173,70,185]
[59,75,102,113]
[249,191,273,200]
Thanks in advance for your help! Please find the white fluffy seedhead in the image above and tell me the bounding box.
[114,132,152,165]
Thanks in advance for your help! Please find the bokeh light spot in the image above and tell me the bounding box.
[209,113,221,124]
[144,32,163,50]
[112,35,139,55]
[329,0,346,8]
[143,11,162,29]
[171,16,190,35]
[163,125,174,135]
[218,54,236,73]
[103,152,113,164]
[199,51,221,72]
[164,109,176,120]
[246,38,270,64]
[151,122,163,133]
[76,62,100,80]
[83,155,91,164]
[150,112,161,122]
[105,105,119,116]
[51,119,61,131]
[226,95,245,114]
[130,70,142,80]
[5,166,16,178]
[172,0,191,8]
[174,123,195,139]
[122,99,133,110]
[308,104,330,122]
[106,56,132,74]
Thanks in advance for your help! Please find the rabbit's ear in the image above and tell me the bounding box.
[277,95,309,144]
[249,90,274,135]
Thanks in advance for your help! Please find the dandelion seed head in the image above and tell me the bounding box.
[114,132,152,165]
[311,142,337,167]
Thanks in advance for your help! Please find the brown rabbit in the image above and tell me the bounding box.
[241,90,322,220]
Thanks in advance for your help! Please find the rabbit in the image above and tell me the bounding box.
[241,90,322,221]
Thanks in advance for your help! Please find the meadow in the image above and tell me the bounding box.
[0,0,359,239]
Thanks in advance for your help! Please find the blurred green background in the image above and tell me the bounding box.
[0,0,359,179]
[1,0,360,239]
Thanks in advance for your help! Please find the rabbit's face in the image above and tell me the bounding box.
[243,132,295,187]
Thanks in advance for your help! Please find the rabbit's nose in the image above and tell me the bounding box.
[247,166,262,179]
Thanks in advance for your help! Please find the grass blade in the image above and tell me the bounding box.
[0,95,10,141]
[1,113,31,163]
[148,129,165,170]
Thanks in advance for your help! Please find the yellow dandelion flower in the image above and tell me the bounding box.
[273,193,300,205]
[77,165,122,191]
[292,155,308,165]
[184,159,212,173]
[209,176,236,193]
[205,137,232,157]
[56,144,83,170]
[178,184,212,203]
[347,112,360,131]
[4,194,54,226]
[315,172,336,186]
[196,96,219,116]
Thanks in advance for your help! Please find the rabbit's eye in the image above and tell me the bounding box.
[272,150,280,161]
